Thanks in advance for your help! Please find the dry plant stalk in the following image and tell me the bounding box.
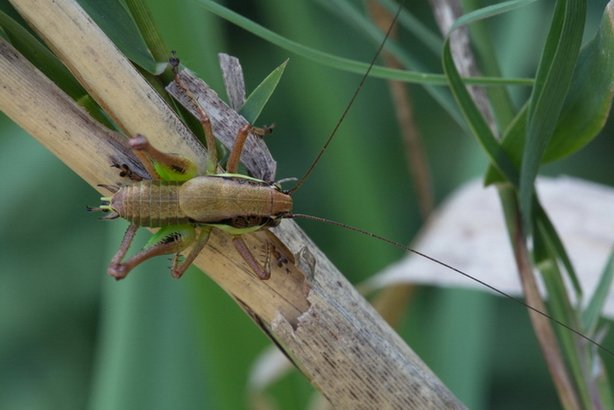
[2,0,467,407]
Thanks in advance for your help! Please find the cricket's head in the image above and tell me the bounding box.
[267,182,293,227]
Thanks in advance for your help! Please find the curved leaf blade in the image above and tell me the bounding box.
[520,0,586,226]
[442,39,519,186]
[544,5,614,162]
[240,59,288,124]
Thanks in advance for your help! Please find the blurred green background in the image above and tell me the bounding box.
[1,0,614,409]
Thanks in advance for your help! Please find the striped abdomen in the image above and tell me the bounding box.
[110,180,190,227]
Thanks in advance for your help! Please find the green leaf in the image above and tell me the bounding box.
[449,0,539,33]
[194,0,530,87]
[239,59,288,124]
[315,0,427,69]
[532,215,590,407]
[520,0,586,228]
[442,39,519,186]
[124,0,171,65]
[483,103,528,185]
[582,248,614,334]
[485,0,611,183]
[0,9,85,99]
[314,0,464,128]
[463,0,518,132]
[534,201,580,296]
[194,0,435,84]
[543,8,614,162]
[372,0,443,55]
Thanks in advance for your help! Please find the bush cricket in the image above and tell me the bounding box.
[85,19,614,369]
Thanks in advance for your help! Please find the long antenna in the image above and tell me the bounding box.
[291,213,614,357]
[287,1,405,195]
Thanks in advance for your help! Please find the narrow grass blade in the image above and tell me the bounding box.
[533,219,592,408]
[239,59,287,124]
[195,0,530,87]
[442,39,519,186]
[520,0,586,228]
[449,0,538,32]
[583,249,614,333]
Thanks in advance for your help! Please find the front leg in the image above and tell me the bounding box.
[225,124,275,174]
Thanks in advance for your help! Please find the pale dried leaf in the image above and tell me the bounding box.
[366,176,614,318]
[219,53,246,110]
